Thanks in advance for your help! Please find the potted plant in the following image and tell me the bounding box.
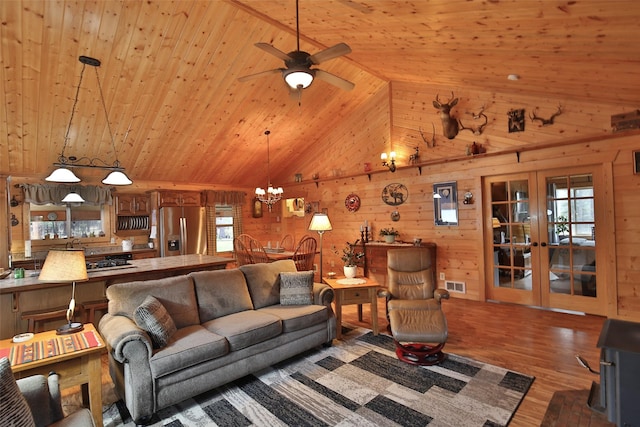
[556,215,569,239]
[333,240,364,278]
[379,227,400,244]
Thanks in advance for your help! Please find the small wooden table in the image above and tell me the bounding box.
[0,324,106,427]
[323,276,379,339]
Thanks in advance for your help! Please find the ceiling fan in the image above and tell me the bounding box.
[238,0,355,93]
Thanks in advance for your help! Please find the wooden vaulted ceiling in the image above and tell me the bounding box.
[1,0,638,188]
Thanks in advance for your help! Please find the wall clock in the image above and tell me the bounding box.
[382,183,408,206]
[345,194,361,212]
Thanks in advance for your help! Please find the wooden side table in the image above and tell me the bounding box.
[323,276,379,339]
[0,324,106,427]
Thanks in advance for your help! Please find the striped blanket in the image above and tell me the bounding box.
[0,330,102,366]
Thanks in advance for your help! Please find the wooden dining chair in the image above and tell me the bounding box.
[234,234,255,266]
[292,235,317,271]
[280,234,295,251]
[249,237,270,264]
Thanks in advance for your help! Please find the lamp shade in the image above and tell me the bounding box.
[492,217,502,228]
[39,249,88,283]
[102,170,133,185]
[308,213,333,232]
[45,167,81,183]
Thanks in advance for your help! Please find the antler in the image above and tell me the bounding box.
[459,107,489,135]
[530,105,563,126]
[419,123,436,148]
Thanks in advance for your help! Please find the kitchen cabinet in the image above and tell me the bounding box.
[364,242,437,287]
[159,191,202,207]
[115,194,150,215]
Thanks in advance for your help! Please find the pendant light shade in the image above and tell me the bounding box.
[62,191,85,203]
[46,167,81,183]
[284,69,314,89]
[102,170,133,185]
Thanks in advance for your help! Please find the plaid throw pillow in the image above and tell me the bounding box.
[280,271,314,305]
[134,295,177,348]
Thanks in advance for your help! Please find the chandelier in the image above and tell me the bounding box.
[255,130,283,211]
[46,56,132,187]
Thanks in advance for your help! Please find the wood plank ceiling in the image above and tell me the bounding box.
[1,0,638,188]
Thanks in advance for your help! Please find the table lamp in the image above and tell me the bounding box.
[38,249,88,335]
[308,213,332,280]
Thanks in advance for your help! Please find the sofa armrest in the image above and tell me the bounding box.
[313,282,334,307]
[98,313,153,363]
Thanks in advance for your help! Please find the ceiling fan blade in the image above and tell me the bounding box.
[238,68,282,82]
[314,69,355,91]
[255,42,293,61]
[309,43,352,65]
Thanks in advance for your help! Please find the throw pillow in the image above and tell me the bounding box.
[134,295,177,348]
[0,357,35,427]
[280,271,314,305]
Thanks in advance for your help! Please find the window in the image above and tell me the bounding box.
[29,203,106,240]
[215,206,234,253]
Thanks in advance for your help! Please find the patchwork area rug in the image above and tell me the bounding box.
[103,327,534,427]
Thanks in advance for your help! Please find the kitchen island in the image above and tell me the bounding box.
[0,254,233,339]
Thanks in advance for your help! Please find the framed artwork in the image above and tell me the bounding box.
[634,150,640,175]
[433,182,458,226]
[252,198,263,218]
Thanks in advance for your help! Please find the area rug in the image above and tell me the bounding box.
[102,327,534,427]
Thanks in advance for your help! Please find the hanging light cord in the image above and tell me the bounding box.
[94,66,121,168]
[59,63,87,162]
[265,130,272,186]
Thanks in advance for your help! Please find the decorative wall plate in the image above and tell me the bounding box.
[345,194,361,212]
[47,212,58,220]
[382,183,408,206]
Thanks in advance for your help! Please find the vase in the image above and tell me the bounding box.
[343,265,357,278]
[383,235,396,244]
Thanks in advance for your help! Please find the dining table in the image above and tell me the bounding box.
[263,249,296,261]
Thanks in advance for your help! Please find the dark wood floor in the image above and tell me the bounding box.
[64,297,606,426]
[342,296,606,427]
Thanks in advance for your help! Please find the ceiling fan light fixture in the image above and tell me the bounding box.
[284,69,314,89]
[46,167,81,183]
[102,170,133,186]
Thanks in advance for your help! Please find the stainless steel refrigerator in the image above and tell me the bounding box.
[159,206,207,256]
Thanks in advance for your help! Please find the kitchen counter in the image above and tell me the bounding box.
[0,254,233,294]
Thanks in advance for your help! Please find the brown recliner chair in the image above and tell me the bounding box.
[382,247,449,365]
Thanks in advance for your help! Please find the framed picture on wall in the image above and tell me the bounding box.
[634,150,640,175]
[433,181,458,226]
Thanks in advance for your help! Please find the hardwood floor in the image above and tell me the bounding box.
[341,296,606,427]
[63,297,605,426]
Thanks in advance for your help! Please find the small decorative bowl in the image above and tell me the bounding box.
[326,272,337,279]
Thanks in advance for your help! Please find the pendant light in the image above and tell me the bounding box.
[46,56,132,186]
[255,130,284,211]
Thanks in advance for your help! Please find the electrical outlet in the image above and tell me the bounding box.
[313,263,318,272]
[439,272,445,280]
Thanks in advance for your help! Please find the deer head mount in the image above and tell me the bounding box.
[433,92,459,139]
[459,106,489,135]
[530,105,563,126]
[418,123,436,148]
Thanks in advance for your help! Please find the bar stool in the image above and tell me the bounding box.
[83,299,109,325]
[21,304,84,333]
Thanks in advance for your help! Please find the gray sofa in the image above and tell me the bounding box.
[98,260,336,423]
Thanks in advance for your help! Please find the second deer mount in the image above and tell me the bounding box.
[530,105,563,126]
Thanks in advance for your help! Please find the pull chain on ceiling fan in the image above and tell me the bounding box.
[238,0,354,95]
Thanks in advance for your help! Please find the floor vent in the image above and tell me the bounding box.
[445,280,466,293]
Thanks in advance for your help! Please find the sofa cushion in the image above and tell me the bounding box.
[258,305,329,333]
[202,311,282,351]
[133,295,177,349]
[106,275,200,328]
[0,357,35,427]
[240,260,297,309]
[150,325,228,378]
[190,269,253,322]
[279,271,314,305]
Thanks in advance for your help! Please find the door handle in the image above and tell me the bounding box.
[540,242,547,247]
[532,242,538,247]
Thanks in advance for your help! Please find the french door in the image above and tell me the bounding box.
[484,165,606,315]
